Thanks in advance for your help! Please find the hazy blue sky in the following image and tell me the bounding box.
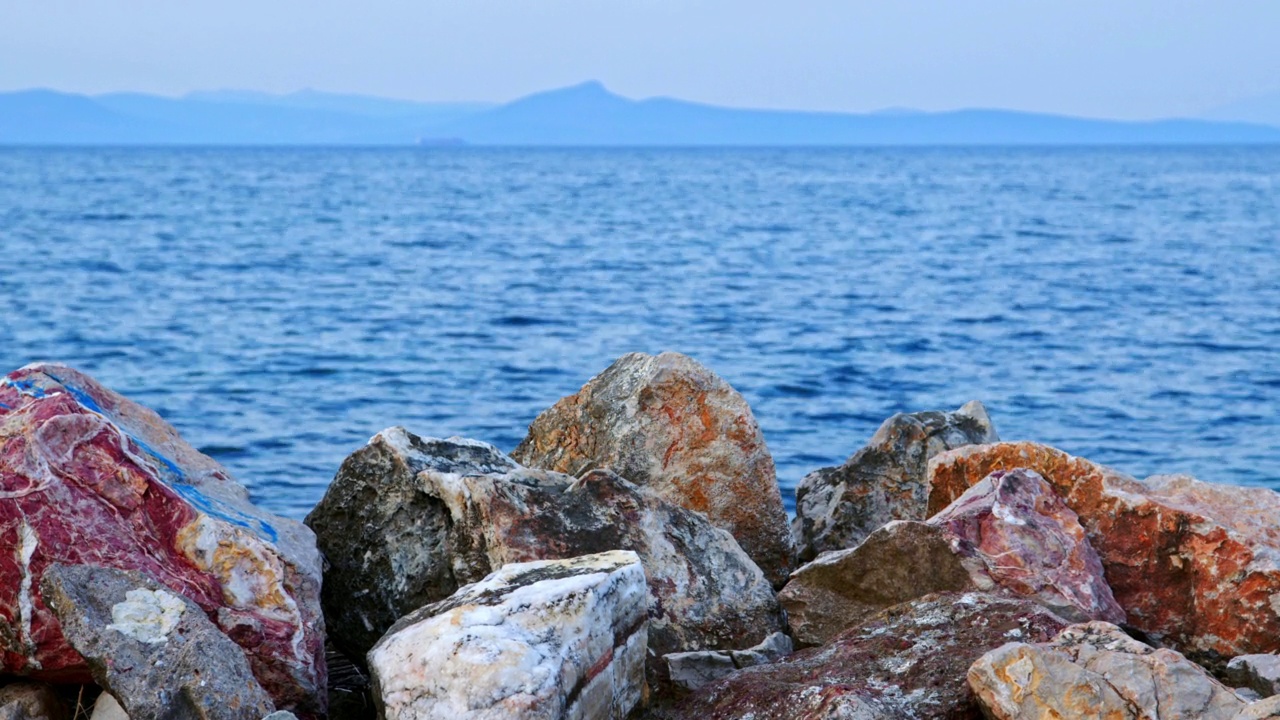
[3,1,1278,118]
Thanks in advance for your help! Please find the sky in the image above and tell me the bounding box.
[3,1,1279,119]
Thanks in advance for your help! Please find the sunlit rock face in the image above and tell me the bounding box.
[968,622,1250,720]
[512,351,795,587]
[928,441,1280,666]
[0,364,325,717]
[368,551,649,720]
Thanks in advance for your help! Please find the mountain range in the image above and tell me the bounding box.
[3,81,1279,146]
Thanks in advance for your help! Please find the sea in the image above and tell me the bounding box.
[1,146,1277,519]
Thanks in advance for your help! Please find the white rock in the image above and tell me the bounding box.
[369,551,649,720]
[106,588,185,644]
[89,694,128,720]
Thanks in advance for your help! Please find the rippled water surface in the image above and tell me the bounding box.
[1,147,1277,518]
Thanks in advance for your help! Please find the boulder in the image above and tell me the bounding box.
[792,401,997,562]
[780,468,1121,647]
[39,564,276,720]
[928,441,1280,665]
[0,683,66,720]
[306,429,784,668]
[667,592,1069,719]
[1228,655,1280,698]
[968,621,1248,719]
[927,468,1125,625]
[1239,697,1280,719]
[368,551,648,720]
[664,633,793,692]
[0,364,325,716]
[511,352,795,587]
[778,521,975,647]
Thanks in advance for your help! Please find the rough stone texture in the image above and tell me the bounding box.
[511,352,795,587]
[792,401,997,562]
[928,468,1125,625]
[1229,655,1280,698]
[40,564,276,720]
[968,621,1248,719]
[0,364,325,717]
[88,695,127,720]
[1239,696,1280,719]
[781,470,1121,648]
[664,632,793,692]
[0,683,66,720]
[667,592,1069,720]
[779,521,976,647]
[927,441,1280,665]
[307,429,784,668]
[368,551,649,720]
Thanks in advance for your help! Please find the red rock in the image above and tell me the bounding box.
[0,364,325,717]
[668,592,1070,720]
[927,441,1280,664]
[928,468,1125,626]
[511,352,795,587]
[780,469,1122,648]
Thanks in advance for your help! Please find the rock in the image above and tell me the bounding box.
[1239,696,1280,719]
[781,469,1121,647]
[0,364,324,716]
[262,713,299,720]
[1228,655,1280,698]
[39,564,276,720]
[968,621,1247,719]
[927,468,1125,625]
[0,683,66,720]
[668,592,1069,719]
[306,429,784,670]
[368,551,648,720]
[88,695,127,720]
[792,401,997,562]
[511,352,794,587]
[928,441,1280,665]
[664,633,793,692]
[779,521,976,647]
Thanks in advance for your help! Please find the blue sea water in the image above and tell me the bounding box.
[0,147,1277,519]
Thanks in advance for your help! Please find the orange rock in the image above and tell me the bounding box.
[512,352,794,586]
[928,441,1280,664]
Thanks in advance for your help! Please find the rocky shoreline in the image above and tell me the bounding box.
[1,353,1278,719]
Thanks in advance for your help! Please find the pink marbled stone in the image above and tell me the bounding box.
[0,364,325,717]
[928,467,1125,625]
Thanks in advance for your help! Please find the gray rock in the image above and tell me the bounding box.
[511,352,795,587]
[0,683,66,720]
[368,551,649,720]
[969,621,1247,719]
[1238,696,1280,719]
[39,564,276,720]
[307,429,784,673]
[88,695,127,720]
[792,401,997,561]
[1230,655,1280,698]
[779,521,976,647]
[664,633,793,692]
[668,592,1070,719]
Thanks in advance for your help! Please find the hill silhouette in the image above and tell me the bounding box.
[3,82,1278,145]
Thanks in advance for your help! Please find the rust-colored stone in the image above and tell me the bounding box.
[512,352,794,586]
[927,441,1280,664]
